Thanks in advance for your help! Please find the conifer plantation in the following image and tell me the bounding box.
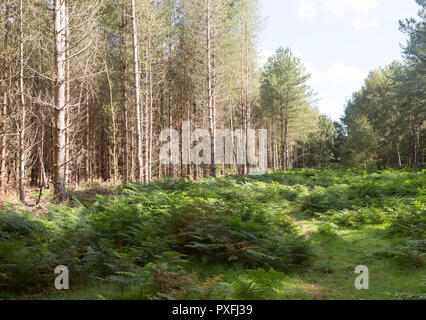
[0,0,424,301]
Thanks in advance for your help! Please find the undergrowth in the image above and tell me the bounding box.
[0,168,424,299]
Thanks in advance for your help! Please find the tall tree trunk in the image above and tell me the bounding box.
[244,9,251,176]
[147,10,153,183]
[120,3,129,183]
[206,0,216,177]
[168,89,174,177]
[106,64,117,187]
[131,0,143,181]
[64,0,71,187]
[84,92,90,182]
[0,1,9,194]
[53,0,67,200]
[0,78,6,194]
[280,110,285,170]
[18,0,26,203]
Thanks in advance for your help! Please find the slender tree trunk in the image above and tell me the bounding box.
[244,9,251,176]
[131,0,143,181]
[280,110,285,170]
[0,2,9,194]
[302,141,306,168]
[168,89,174,177]
[120,3,129,183]
[64,0,70,187]
[142,0,153,183]
[147,12,153,183]
[230,88,236,175]
[53,0,67,200]
[0,79,6,194]
[39,111,47,188]
[84,92,90,182]
[206,0,216,177]
[158,92,164,180]
[413,123,420,166]
[144,52,149,182]
[18,0,26,203]
[106,64,117,187]
[396,140,402,167]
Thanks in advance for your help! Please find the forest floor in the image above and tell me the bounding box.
[2,169,425,300]
[19,214,425,300]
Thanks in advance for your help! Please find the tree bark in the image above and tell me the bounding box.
[18,0,26,203]
[147,9,153,183]
[131,0,144,181]
[53,0,68,200]
[413,123,420,166]
[0,1,9,194]
[64,0,70,187]
[206,0,216,177]
[396,140,402,168]
[0,78,6,194]
[121,4,129,183]
[244,9,251,176]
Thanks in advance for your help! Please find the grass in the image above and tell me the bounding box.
[2,168,425,300]
[301,224,425,300]
[18,220,424,300]
[15,225,425,300]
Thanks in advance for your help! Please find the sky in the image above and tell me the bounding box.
[258,0,421,121]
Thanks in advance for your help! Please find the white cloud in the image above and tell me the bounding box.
[297,0,399,30]
[320,0,379,17]
[303,60,367,120]
[313,62,366,86]
[292,49,366,90]
[352,13,380,30]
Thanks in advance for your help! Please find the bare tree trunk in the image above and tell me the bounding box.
[64,0,70,187]
[106,62,117,187]
[303,141,306,168]
[157,92,163,180]
[147,9,153,183]
[84,92,90,182]
[0,79,6,194]
[192,101,198,180]
[206,0,216,177]
[53,0,67,200]
[284,118,289,170]
[396,140,402,167]
[413,123,420,166]
[39,111,47,187]
[36,110,47,205]
[280,111,285,170]
[0,2,9,194]
[230,88,236,175]
[244,9,251,176]
[121,4,129,183]
[131,0,144,181]
[18,0,26,204]
[168,90,174,177]
[144,56,149,182]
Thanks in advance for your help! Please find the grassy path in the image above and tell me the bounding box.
[282,214,425,300]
